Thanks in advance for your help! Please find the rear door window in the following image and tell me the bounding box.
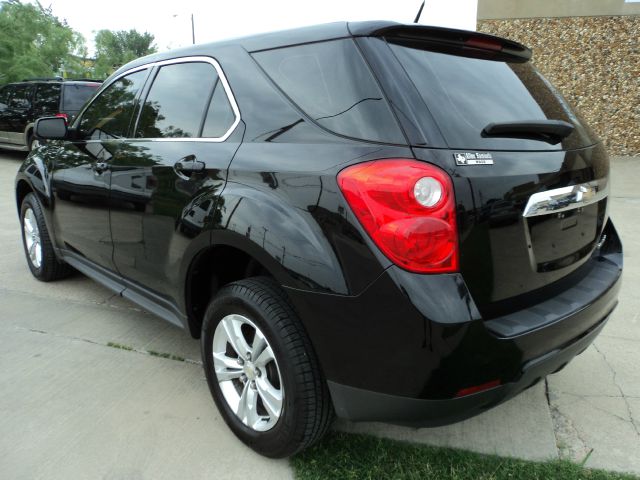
[201,79,236,138]
[253,39,404,144]
[388,42,593,150]
[0,85,13,106]
[136,62,217,138]
[79,69,148,140]
[62,84,100,112]
[9,85,35,110]
[34,84,62,113]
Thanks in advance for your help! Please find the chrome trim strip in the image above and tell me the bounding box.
[522,178,609,218]
[122,137,235,144]
[74,56,241,143]
[109,64,150,83]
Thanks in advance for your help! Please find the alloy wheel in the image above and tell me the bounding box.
[212,314,284,432]
[23,208,42,269]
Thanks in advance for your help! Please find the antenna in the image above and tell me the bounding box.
[414,1,426,23]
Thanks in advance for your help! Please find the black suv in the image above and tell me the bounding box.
[0,78,100,152]
[16,22,622,457]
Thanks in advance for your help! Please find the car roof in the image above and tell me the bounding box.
[112,20,530,79]
[119,21,355,72]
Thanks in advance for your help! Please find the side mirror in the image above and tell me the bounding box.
[35,116,68,140]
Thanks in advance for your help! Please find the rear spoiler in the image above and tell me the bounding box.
[349,22,532,63]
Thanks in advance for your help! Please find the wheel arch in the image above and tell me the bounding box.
[184,239,287,339]
[15,154,58,252]
[15,178,33,214]
[183,181,352,338]
[24,122,35,146]
[15,154,52,207]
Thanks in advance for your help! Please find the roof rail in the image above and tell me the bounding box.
[21,77,64,82]
[66,78,103,83]
[19,77,103,83]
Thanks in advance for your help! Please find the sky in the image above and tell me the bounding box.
[29,0,478,54]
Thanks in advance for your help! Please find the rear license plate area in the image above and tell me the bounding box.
[527,203,598,272]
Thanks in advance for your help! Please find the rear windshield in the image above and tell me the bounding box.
[388,41,594,151]
[253,39,404,144]
[62,84,100,112]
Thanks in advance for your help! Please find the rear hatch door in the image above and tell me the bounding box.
[358,26,609,315]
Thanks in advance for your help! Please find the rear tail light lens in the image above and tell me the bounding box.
[55,113,68,124]
[337,159,458,274]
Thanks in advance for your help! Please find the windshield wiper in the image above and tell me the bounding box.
[482,120,574,144]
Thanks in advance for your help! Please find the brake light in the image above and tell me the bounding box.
[464,37,502,52]
[55,113,68,124]
[337,159,458,274]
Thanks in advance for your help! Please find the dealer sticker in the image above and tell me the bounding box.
[454,152,494,166]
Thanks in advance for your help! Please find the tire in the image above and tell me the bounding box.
[20,193,73,281]
[201,276,333,457]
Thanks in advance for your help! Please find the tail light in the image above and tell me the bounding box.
[337,159,458,274]
[55,113,68,124]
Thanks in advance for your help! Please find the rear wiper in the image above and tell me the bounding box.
[482,120,574,145]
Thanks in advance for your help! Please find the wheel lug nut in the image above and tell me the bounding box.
[250,380,257,390]
[246,352,251,360]
[237,357,244,365]
[255,368,261,377]
[240,374,247,383]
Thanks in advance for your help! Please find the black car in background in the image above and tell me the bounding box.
[0,78,100,152]
[15,22,622,457]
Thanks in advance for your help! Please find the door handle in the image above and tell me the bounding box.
[174,155,205,178]
[93,162,110,174]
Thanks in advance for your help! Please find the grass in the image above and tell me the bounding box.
[106,341,134,351]
[106,342,185,362]
[292,432,638,480]
[147,350,185,362]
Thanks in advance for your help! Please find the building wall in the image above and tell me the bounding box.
[478,0,640,19]
[478,15,640,156]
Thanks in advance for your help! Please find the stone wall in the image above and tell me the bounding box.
[478,16,639,156]
[478,0,640,20]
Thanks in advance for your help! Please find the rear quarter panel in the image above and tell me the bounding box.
[217,142,413,295]
[211,44,412,295]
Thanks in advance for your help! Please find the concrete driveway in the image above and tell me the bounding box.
[0,151,293,480]
[0,151,638,478]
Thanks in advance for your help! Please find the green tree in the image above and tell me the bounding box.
[93,29,157,78]
[0,0,87,84]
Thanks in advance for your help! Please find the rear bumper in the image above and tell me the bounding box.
[286,221,622,425]
[327,312,609,426]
